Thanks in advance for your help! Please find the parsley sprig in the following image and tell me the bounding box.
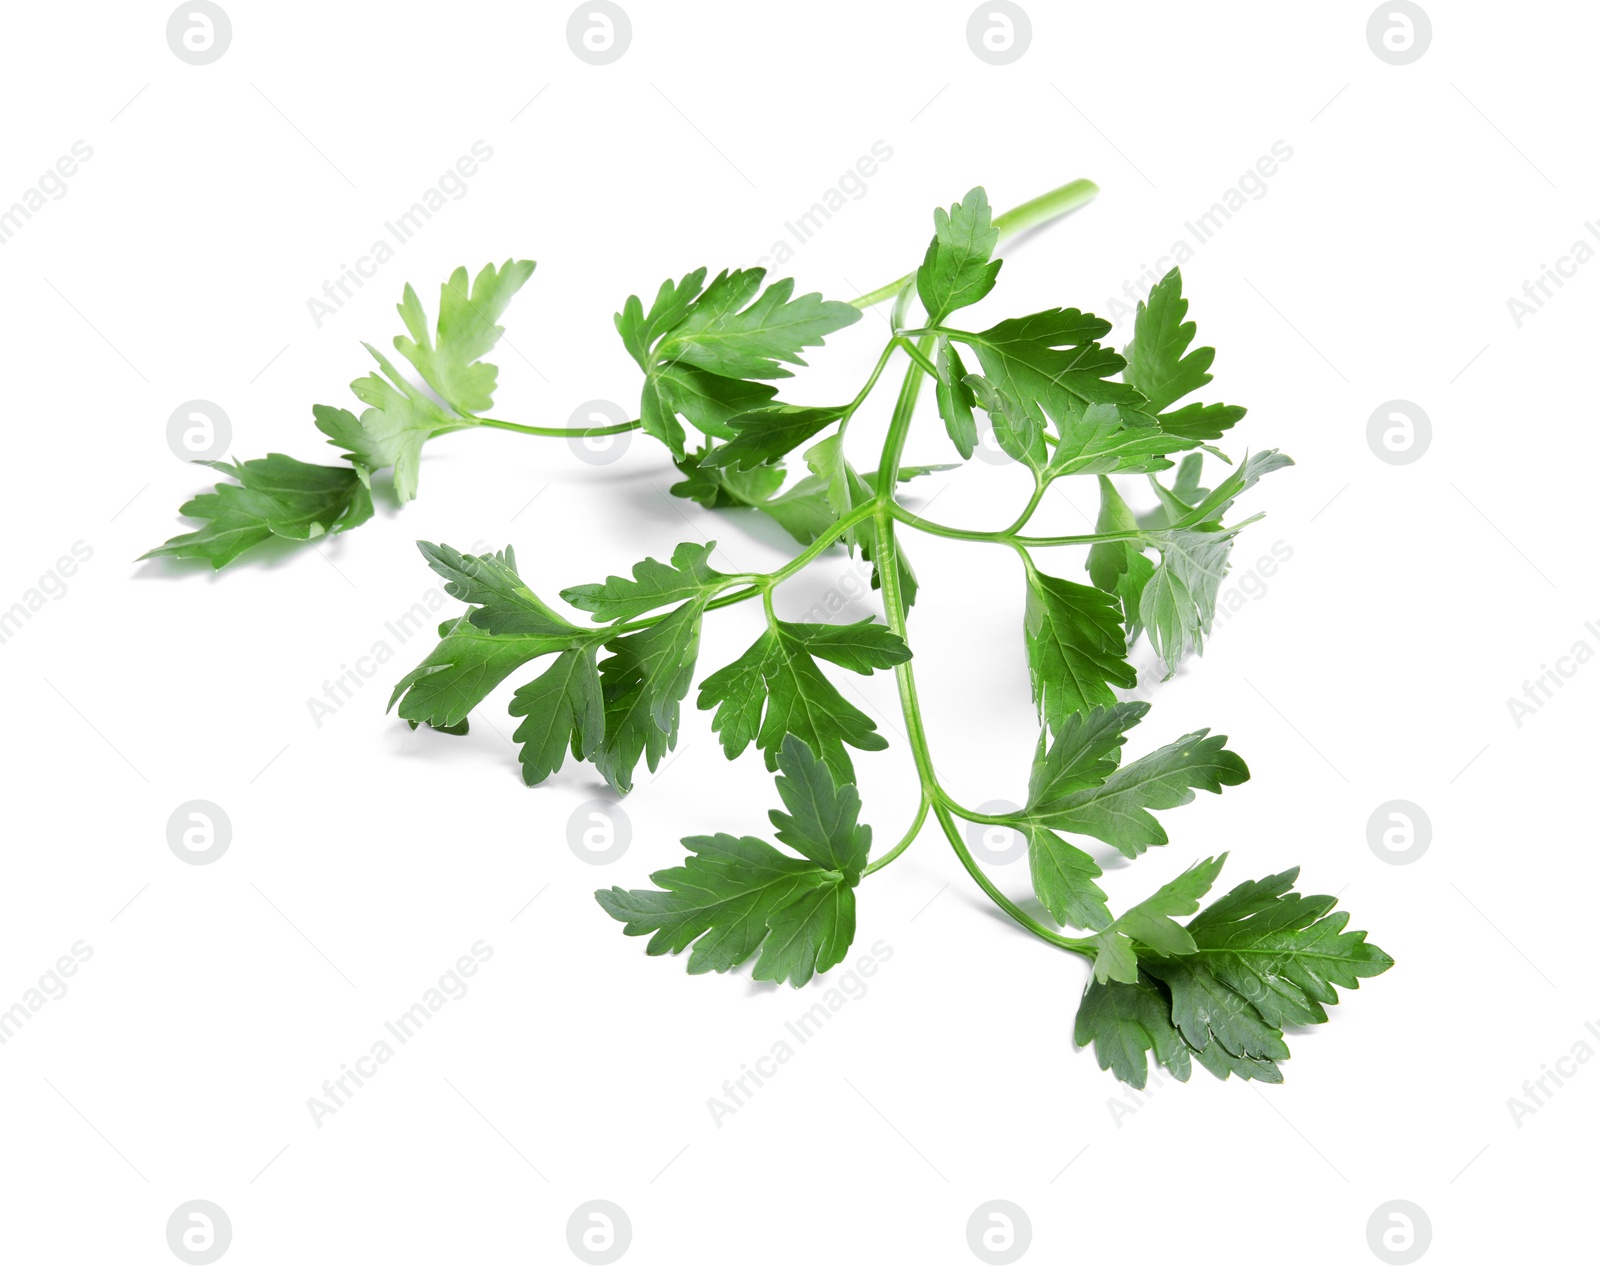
[149,180,1391,1087]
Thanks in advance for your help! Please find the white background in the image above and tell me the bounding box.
[1,1,1593,1262]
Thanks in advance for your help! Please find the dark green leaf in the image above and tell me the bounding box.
[698,620,906,784]
[143,454,373,569]
[595,738,867,986]
[1023,566,1137,730]
[508,647,604,785]
[1023,823,1110,931]
[562,541,730,622]
[592,602,704,794]
[705,404,849,472]
[1074,976,1192,1090]
[1030,726,1249,858]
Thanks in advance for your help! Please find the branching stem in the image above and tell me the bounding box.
[480,180,1110,956]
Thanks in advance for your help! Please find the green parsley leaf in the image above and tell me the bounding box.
[641,363,778,451]
[966,373,1047,469]
[142,455,373,569]
[704,404,850,472]
[1076,865,1392,1087]
[1023,705,1249,858]
[1084,475,1154,635]
[1022,823,1111,931]
[1167,867,1395,1028]
[389,615,567,730]
[393,259,535,415]
[956,309,1153,445]
[592,601,704,794]
[314,345,470,502]
[698,618,909,785]
[1073,976,1192,1090]
[1043,401,1199,480]
[917,187,1002,324]
[768,731,873,874]
[1167,448,1293,529]
[508,646,604,785]
[1086,854,1226,983]
[596,832,834,976]
[1142,956,1290,1069]
[670,447,788,509]
[934,340,979,459]
[561,541,730,622]
[1025,702,1150,804]
[1023,564,1137,730]
[1139,526,1234,675]
[390,543,588,728]
[1121,268,1246,442]
[596,736,868,985]
[617,268,859,458]
[654,269,862,381]
[417,541,583,638]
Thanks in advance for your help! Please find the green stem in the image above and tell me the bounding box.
[605,499,880,636]
[861,338,1092,959]
[896,338,942,380]
[836,336,904,448]
[930,801,1091,958]
[476,416,641,438]
[939,798,1019,827]
[849,178,1100,308]
[991,178,1102,239]
[1000,479,1047,538]
[874,337,936,498]
[863,794,930,875]
[889,502,1147,548]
